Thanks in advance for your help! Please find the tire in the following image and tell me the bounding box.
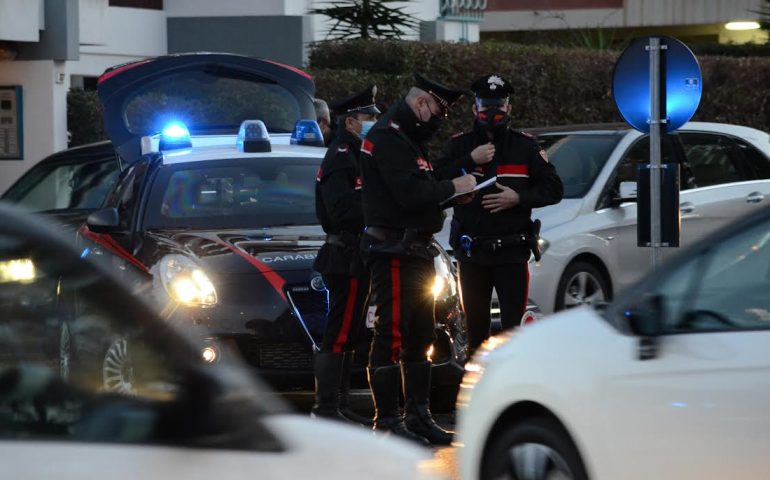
[482,417,588,480]
[555,261,609,312]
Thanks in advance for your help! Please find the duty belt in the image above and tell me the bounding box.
[363,226,438,260]
[325,231,359,248]
[459,219,542,261]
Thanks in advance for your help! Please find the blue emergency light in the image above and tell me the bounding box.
[290,120,325,147]
[237,120,271,152]
[159,122,192,151]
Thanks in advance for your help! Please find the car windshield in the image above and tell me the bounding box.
[536,133,622,198]
[2,156,119,211]
[145,157,319,230]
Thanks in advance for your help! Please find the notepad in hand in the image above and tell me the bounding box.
[441,176,498,205]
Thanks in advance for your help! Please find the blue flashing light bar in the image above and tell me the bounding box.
[159,122,192,151]
[290,120,325,147]
[237,120,271,153]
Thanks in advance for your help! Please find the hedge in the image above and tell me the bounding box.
[65,40,770,150]
[308,40,770,152]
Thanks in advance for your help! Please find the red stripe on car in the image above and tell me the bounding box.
[78,225,150,273]
[217,241,287,301]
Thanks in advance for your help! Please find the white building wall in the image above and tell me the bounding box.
[79,0,108,45]
[0,61,68,193]
[0,0,43,42]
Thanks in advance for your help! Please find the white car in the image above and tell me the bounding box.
[0,203,446,480]
[440,122,770,315]
[455,204,770,480]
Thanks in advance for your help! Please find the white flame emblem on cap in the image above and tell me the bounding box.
[487,75,505,91]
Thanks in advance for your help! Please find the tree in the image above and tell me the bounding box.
[309,0,419,40]
[750,0,770,34]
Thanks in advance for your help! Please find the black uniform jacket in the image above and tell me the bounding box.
[437,124,564,263]
[314,128,367,276]
[360,100,455,235]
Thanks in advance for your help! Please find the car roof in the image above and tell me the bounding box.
[39,140,115,164]
[159,134,326,165]
[525,121,770,142]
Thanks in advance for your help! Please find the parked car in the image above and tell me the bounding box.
[491,122,770,314]
[0,202,447,480]
[455,201,770,480]
[72,53,466,404]
[1,141,121,229]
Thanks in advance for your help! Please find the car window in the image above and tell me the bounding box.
[145,157,318,230]
[679,133,746,188]
[733,138,770,180]
[536,133,621,198]
[655,217,770,333]
[3,157,119,211]
[103,161,149,231]
[0,226,277,449]
[614,136,677,184]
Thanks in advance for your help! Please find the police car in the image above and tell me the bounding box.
[74,53,466,402]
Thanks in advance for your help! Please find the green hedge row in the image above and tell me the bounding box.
[309,40,770,152]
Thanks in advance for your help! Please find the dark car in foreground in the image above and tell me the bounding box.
[0,203,447,479]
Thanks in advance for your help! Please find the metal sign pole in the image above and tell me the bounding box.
[647,37,664,269]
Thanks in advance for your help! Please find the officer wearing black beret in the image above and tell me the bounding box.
[359,73,476,446]
[434,74,563,354]
[312,85,380,424]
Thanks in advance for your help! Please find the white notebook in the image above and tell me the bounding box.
[441,176,498,205]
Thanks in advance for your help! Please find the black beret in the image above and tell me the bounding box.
[329,85,381,115]
[471,74,513,105]
[414,73,465,109]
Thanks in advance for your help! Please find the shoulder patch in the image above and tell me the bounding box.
[388,121,401,131]
[539,149,550,163]
[451,131,465,138]
[337,145,349,153]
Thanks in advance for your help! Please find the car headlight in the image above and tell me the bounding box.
[528,237,550,263]
[159,254,218,307]
[432,254,454,299]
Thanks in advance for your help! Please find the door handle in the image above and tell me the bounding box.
[746,192,765,204]
[680,202,695,214]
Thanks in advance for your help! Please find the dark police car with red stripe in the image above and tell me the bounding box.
[72,54,466,400]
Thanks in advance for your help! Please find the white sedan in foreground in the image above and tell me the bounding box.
[455,204,770,480]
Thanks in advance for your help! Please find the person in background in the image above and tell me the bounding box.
[314,98,334,146]
[312,86,381,424]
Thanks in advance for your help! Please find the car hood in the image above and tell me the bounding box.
[533,198,583,232]
[146,225,325,275]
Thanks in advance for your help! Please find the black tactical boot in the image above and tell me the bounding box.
[402,361,454,446]
[339,352,374,426]
[311,352,345,420]
[368,364,430,446]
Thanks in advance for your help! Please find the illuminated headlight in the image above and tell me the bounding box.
[432,254,454,299]
[0,259,35,283]
[159,254,218,307]
[528,238,550,263]
[201,346,218,363]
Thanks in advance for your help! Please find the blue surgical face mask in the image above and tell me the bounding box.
[359,120,376,138]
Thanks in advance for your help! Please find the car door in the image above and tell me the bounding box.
[603,135,678,288]
[598,216,770,479]
[79,160,151,290]
[670,131,768,258]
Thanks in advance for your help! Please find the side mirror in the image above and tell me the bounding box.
[86,208,120,233]
[610,181,638,207]
[623,294,663,360]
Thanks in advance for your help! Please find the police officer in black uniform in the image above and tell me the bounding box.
[312,86,381,423]
[359,74,476,446]
[436,74,563,355]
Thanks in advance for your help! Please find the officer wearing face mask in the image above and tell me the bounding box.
[359,73,475,446]
[312,85,380,424]
[437,74,563,355]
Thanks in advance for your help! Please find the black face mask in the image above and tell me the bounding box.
[416,103,444,141]
[476,107,510,134]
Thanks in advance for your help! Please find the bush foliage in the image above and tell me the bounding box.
[67,89,106,147]
[309,40,770,152]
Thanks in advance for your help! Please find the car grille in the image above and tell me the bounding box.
[235,339,313,370]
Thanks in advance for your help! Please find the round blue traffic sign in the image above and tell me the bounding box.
[612,36,702,133]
